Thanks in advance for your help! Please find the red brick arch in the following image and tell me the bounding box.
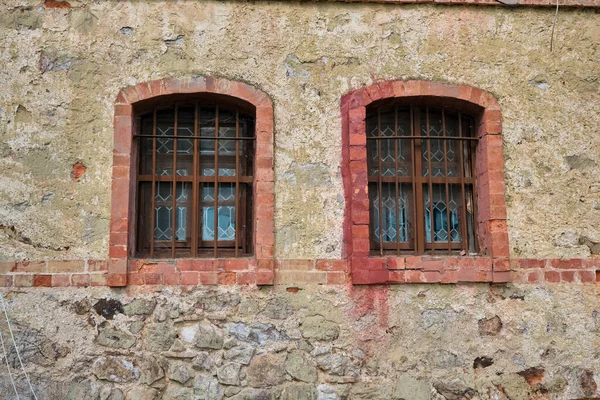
[341,80,509,284]
[108,77,275,287]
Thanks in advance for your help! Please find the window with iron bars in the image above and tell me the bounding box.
[366,103,478,255]
[135,99,254,258]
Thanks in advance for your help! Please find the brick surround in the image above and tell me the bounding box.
[341,80,510,284]
[109,77,275,287]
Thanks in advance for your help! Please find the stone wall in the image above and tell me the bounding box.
[1,284,600,400]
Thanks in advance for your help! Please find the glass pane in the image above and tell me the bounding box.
[202,206,236,241]
[153,182,189,242]
[424,184,461,243]
[371,183,411,243]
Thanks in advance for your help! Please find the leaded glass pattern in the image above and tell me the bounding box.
[371,183,410,243]
[424,184,461,243]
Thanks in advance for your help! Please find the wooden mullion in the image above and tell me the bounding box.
[469,121,479,253]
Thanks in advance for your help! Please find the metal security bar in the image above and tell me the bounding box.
[135,101,255,258]
[366,105,478,256]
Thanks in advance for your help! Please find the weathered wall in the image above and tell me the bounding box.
[0,1,598,261]
[1,284,600,400]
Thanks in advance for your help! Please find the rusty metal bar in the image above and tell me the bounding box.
[377,107,384,255]
[213,104,220,258]
[442,109,452,254]
[425,107,434,251]
[393,106,401,255]
[171,105,178,258]
[457,113,469,253]
[191,103,199,257]
[150,109,157,258]
[235,108,240,257]
[412,107,423,254]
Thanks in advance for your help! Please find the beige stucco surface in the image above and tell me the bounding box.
[0,0,598,260]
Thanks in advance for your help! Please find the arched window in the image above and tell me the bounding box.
[366,102,477,255]
[341,81,509,285]
[109,77,275,287]
[135,97,255,258]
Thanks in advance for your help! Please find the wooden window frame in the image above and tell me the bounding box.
[341,81,510,285]
[109,77,275,287]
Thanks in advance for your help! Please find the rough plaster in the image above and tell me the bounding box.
[0,1,598,260]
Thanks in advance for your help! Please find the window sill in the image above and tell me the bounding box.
[351,255,509,284]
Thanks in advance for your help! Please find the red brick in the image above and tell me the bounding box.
[387,258,405,270]
[544,271,560,283]
[560,271,576,283]
[351,225,370,239]
[349,146,367,161]
[549,259,583,270]
[441,270,457,283]
[218,272,236,285]
[181,272,199,285]
[256,270,274,285]
[493,258,510,272]
[33,275,52,287]
[90,274,107,286]
[327,272,347,284]
[388,270,405,283]
[88,260,109,272]
[405,256,423,270]
[0,262,15,274]
[14,261,46,273]
[578,270,595,283]
[277,260,315,271]
[156,262,177,274]
[144,273,162,285]
[526,271,542,283]
[177,259,213,272]
[520,259,547,269]
[126,273,143,285]
[405,270,424,283]
[0,276,13,287]
[72,274,91,287]
[13,275,33,287]
[109,245,128,259]
[107,273,127,287]
[367,258,387,270]
[48,260,83,273]
[274,271,327,285]
[198,272,217,285]
[163,272,181,285]
[422,260,443,271]
[257,259,275,271]
[237,272,256,285]
[493,271,511,283]
[218,259,249,272]
[44,0,71,8]
[423,271,441,282]
[316,260,348,272]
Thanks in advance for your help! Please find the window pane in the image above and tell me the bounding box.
[371,183,411,243]
[424,184,461,243]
